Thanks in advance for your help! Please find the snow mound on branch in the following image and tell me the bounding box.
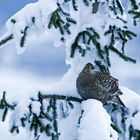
[78,100,118,140]
[120,86,140,114]
[132,112,140,130]
[58,102,81,140]
[5,0,57,54]
[120,86,140,133]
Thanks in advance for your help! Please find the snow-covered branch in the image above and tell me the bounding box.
[0,0,139,70]
[0,0,140,140]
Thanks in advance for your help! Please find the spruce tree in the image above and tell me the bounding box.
[0,0,140,139]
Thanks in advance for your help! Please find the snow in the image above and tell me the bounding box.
[0,0,140,140]
[0,69,58,140]
[2,75,140,140]
[58,102,81,140]
[1,0,127,62]
[31,101,41,116]
[0,68,140,140]
[78,100,118,140]
[131,111,140,130]
[120,86,140,114]
[5,0,57,53]
[0,121,26,140]
[0,68,56,91]
[1,83,140,140]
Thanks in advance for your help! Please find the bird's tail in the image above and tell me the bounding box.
[114,95,126,108]
[117,89,123,95]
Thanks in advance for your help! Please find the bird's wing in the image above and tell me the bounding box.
[92,73,119,94]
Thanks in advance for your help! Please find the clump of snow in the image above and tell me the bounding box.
[0,0,140,140]
[78,99,118,140]
[31,101,41,116]
[131,111,140,130]
[5,0,57,54]
[120,86,140,114]
[58,102,81,140]
[0,0,128,63]
[0,121,26,140]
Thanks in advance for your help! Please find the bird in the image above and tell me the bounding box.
[76,63,126,108]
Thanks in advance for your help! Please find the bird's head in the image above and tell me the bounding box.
[84,63,94,70]
[81,63,95,74]
[79,63,95,76]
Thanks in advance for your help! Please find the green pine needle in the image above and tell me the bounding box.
[111,123,122,134]
[20,26,29,48]
[0,34,13,46]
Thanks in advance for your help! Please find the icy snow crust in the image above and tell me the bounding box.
[0,0,140,140]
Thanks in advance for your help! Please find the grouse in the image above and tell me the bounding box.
[76,63,126,107]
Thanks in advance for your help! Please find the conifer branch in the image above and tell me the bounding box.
[20,26,29,48]
[0,34,14,46]
[116,0,123,15]
[72,0,78,11]
[105,45,111,67]
[10,125,19,134]
[109,46,136,63]
[0,91,16,121]
[92,1,99,13]
[48,8,76,35]
[39,94,82,103]
[111,123,122,134]
[128,0,140,25]
[0,91,16,110]
[70,28,103,59]
[94,60,109,73]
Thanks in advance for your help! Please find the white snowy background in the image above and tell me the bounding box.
[0,0,140,139]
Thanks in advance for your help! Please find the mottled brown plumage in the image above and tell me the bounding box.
[76,63,125,107]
